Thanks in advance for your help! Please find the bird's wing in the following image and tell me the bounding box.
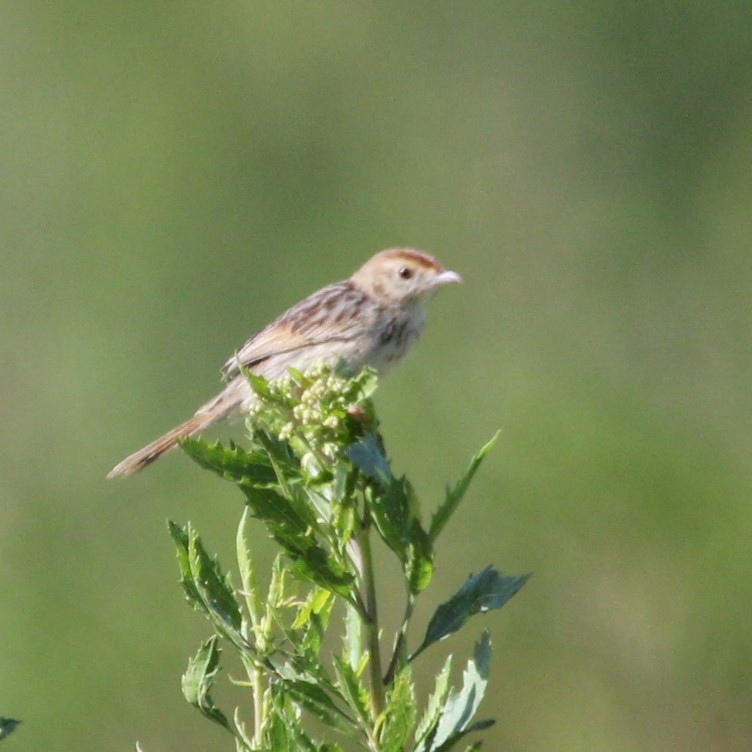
[220,281,368,379]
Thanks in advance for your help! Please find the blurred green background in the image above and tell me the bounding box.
[2,2,751,750]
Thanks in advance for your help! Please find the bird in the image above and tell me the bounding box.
[107,248,461,478]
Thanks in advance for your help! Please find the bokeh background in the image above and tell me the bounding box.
[2,3,751,750]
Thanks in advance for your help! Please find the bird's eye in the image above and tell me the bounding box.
[398,267,413,280]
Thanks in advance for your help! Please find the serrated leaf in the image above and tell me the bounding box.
[334,657,371,727]
[429,632,492,751]
[379,668,416,752]
[265,709,318,752]
[254,429,302,476]
[348,366,379,402]
[182,636,234,733]
[414,656,452,751]
[265,710,296,751]
[277,679,356,736]
[168,520,202,608]
[347,432,392,486]
[169,521,246,648]
[232,707,256,751]
[235,506,260,632]
[267,687,348,752]
[292,587,334,630]
[352,435,434,591]
[235,506,256,597]
[266,553,286,609]
[429,432,499,543]
[0,718,20,740]
[247,372,277,400]
[413,567,530,659]
[238,483,354,596]
[179,437,277,484]
[186,526,243,632]
[406,519,434,595]
[286,543,355,596]
[367,477,410,555]
[299,612,329,660]
[286,588,334,666]
[241,483,316,535]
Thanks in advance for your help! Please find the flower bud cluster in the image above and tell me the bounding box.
[247,365,376,455]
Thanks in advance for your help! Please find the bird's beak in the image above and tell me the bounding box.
[433,269,462,286]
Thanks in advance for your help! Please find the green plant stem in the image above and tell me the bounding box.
[251,661,265,747]
[353,506,385,725]
[236,510,266,747]
[383,596,414,686]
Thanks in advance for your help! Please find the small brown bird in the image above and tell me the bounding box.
[107,248,461,478]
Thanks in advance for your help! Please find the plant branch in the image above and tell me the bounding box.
[168,369,526,751]
[353,504,385,722]
[383,595,414,686]
[236,510,267,746]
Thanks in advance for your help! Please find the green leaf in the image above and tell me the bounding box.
[241,483,316,535]
[181,636,234,733]
[231,707,256,751]
[187,527,243,632]
[168,520,202,608]
[413,567,530,660]
[366,478,409,554]
[379,667,416,752]
[235,506,256,598]
[286,542,355,596]
[235,506,260,632]
[254,430,302,477]
[429,432,499,543]
[342,602,362,671]
[352,435,434,591]
[0,718,20,741]
[179,437,277,485]
[406,519,434,595]
[277,679,356,736]
[332,498,356,556]
[265,708,319,752]
[347,432,392,486]
[348,365,379,402]
[287,587,335,665]
[238,483,354,596]
[292,587,334,630]
[264,715,289,752]
[429,632,493,751]
[414,656,452,751]
[334,657,371,728]
[433,720,495,752]
[169,521,245,647]
[246,371,277,400]
[266,688,348,752]
[266,553,286,610]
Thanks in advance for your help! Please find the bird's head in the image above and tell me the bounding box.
[352,248,461,306]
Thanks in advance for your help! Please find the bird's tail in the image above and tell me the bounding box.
[107,407,221,479]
